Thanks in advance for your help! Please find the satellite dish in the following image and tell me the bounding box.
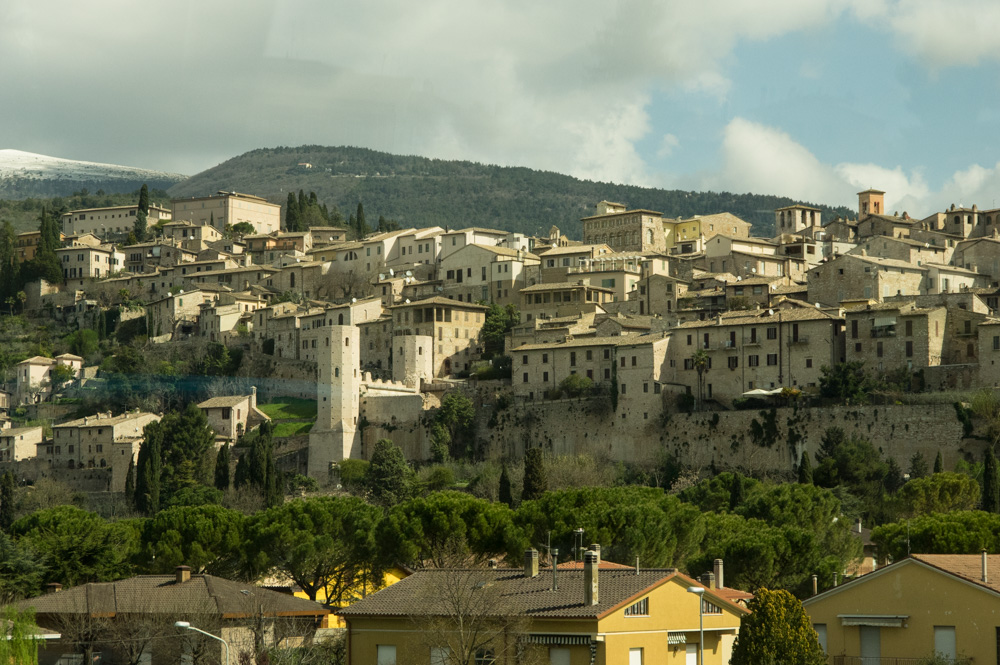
[351,297,357,303]
[389,268,394,276]
[768,309,774,315]
[406,270,413,277]
[437,286,444,292]
[378,273,385,280]
[751,268,757,273]
[405,298,411,304]
[815,302,821,308]
[736,276,742,282]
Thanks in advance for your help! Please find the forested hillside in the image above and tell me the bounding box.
[169,146,854,238]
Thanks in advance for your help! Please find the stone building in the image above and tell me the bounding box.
[171,191,280,235]
[581,201,668,253]
[843,302,947,375]
[664,301,845,404]
[807,253,927,306]
[49,410,161,491]
[198,389,270,443]
[520,282,615,322]
[389,297,486,377]
[60,203,171,237]
[775,204,821,233]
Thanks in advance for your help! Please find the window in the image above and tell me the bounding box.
[523,373,528,383]
[994,335,999,351]
[542,353,548,363]
[431,647,451,665]
[570,352,576,366]
[628,648,643,665]
[522,355,528,364]
[543,372,549,382]
[906,341,913,357]
[814,624,827,654]
[748,355,759,367]
[805,358,813,368]
[377,645,397,665]
[766,327,777,340]
[603,349,610,359]
[586,350,593,361]
[877,342,883,358]
[851,320,858,338]
[702,599,723,614]
[475,649,496,665]
[687,334,692,346]
[905,320,913,336]
[933,626,956,660]
[766,354,777,366]
[727,356,738,369]
[624,597,649,616]
[684,358,694,370]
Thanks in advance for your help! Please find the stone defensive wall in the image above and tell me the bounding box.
[481,398,981,474]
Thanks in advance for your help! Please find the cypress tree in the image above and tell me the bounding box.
[356,202,367,237]
[0,472,15,532]
[286,192,300,232]
[96,309,107,340]
[234,451,250,488]
[499,465,513,507]
[264,450,282,508]
[797,452,813,484]
[134,434,161,514]
[137,183,149,215]
[133,210,147,242]
[522,448,547,501]
[934,450,944,474]
[124,457,135,498]
[985,448,1000,513]
[909,452,929,479]
[729,472,745,510]
[215,442,231,491]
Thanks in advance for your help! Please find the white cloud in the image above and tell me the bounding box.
[851,0,1000,68]
[657,134,680,158]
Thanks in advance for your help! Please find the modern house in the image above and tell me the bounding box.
[339,549,747,665]
[803,553,1000,664]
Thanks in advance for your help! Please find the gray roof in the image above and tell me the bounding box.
[21,574,328,618]
[339,568,738,620]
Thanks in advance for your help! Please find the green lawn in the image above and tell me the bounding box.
[258,397,317,420]
[272,421,313,437]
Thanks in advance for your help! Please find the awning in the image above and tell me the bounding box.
[668,632,688,645]
[838,615,907,628]
[526,635,593,645]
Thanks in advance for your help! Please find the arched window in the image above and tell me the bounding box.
[67,459,74,469]
[646,229,653,244]
[338,313,344,325]
[290,272,296,288]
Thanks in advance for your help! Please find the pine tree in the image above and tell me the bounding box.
[215,442,231,491]
[124,457,135,498]
[134,434,161,514]
[286,192,300,232]
[137,183,149,215]
[499,464,513,507]
[797,452,813,484]
[934,450,944,474]
[984,448,1000,513]
[910,452,929,479]
[522,448,547,501]
[0,472,15,532]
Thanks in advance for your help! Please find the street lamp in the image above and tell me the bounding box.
[687,586,705,665]
[175,621,230,665]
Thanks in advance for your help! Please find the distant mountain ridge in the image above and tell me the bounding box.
[0,150,187,199]
[169,145,855,238]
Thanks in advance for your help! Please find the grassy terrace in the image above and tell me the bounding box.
[258,397,316,437]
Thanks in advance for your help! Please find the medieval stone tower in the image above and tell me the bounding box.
[308,325,361,479]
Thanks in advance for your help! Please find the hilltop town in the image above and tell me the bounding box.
[0,187,997,489]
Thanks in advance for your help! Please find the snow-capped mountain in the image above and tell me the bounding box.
[0,150,187,198]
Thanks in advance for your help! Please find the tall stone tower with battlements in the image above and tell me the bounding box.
[308,325,362,479]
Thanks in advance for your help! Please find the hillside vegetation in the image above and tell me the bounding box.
[169,145,854,238]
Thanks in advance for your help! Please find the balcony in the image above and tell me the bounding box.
[833,658,970,665]
[720,340,736,350]
[870,326,896,338]
[788,336,809,345]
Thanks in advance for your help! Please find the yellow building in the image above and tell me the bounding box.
[285,565,411,628]
[171,190,281,235]
[803,553,1000,663]
[339,550,746,665]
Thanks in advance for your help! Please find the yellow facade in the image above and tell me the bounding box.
[292,566,409,628]
[343,573,744,665]
[804,556,1000,663]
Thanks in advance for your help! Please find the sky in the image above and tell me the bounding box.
[3,0,1000,215]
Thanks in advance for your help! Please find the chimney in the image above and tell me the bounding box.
[855,517,863,534]
[584,551,599,606]
[812,574,818,596]
[551,548,559,590]
[251,386,257,409]
[45,582,62,594]
[714,559,724,589]
[587,543,601,564]
[701,572,716,590]
[488,558,498,569]
[175,565,191,584]
[983,550,989,584]
[524,549,539,578]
